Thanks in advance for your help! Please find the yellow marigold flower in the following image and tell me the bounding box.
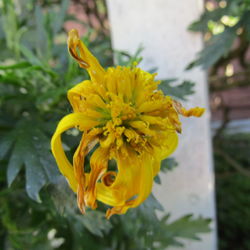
[51,29,205,218]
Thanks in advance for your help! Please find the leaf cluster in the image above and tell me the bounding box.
[187,0,250,70]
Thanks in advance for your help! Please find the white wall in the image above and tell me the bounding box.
[107,1,217,249]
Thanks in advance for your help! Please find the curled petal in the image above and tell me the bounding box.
[93,147,154,218]
[101,171,117,186]
[95,148,140,208]
[73,135,86,213]
[173,100,205,117]
[105,153,154,219]
[180,107,205,117]
[73,130,101,214]
[85,147,109,209]
[51,113,99,192]
[151,131,178,176]
[68,29,105,82]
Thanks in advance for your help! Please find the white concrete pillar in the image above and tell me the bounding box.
[107,1,217,249]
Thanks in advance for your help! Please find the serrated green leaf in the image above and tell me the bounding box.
[69,210,112,237]
[32,128,60,181]
[24,145,47,202]
[147,213,212,249]
[5,119,60,201]
[0,134,15,159]
[188,7,228,32]
[165,214,211,240]
[7,138,23,186]
[159,79,195,100]
[143,193,164,212]
[114,46,143,66]
[79,211,112,237]
[186,27,237,69]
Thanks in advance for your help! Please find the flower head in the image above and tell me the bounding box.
[51,29,205,218]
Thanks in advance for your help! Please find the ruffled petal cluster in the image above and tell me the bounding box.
[51,29,205,218]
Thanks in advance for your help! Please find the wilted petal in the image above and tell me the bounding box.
[84,147,109,209]
[51,113,100,191]
[67,29,105,82]
[105,152,154,218]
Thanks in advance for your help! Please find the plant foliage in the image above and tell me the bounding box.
[188,0,250,70]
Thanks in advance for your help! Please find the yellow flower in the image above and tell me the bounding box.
[51,29,205,218]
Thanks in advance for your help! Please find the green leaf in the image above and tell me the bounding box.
[188,8,228,32]
[5,119,60,201]
[161,157,178,172]
[35,4,48,56]
[52,0,69,34]
[76,210,112,237]
[7,137,24,186]
[165,214,212,241]
[154,174,161,184]
[19,45,44,67]
[0,134,15,159]
[155,158,178,184]
[114,46,143,66]
[0,62,31,70]
[36,87,68,109]
[146,214,212,249]
[24,146,48,202]
[159,79,195,100]
[141,193,164,213]
[186,27,237,69]
[0,73,23,86]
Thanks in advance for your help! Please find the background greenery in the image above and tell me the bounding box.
[0,0,211,249]
[189,0,250,249]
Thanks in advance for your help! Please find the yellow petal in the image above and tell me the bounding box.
[68,29,105,82]
[173,100,205,117]
[151,131,178,176]
[96,147,139,207]
[180,107,205,117]
[67,81,89,112]
[51,113,99,191]
[105,153,154,218]
[159,131,178,160]
[73,135,87,213]
[73,129,101,214]
[129,121,155,136]
[84,147,109,209]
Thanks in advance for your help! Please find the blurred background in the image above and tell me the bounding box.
[0,0,249,249]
